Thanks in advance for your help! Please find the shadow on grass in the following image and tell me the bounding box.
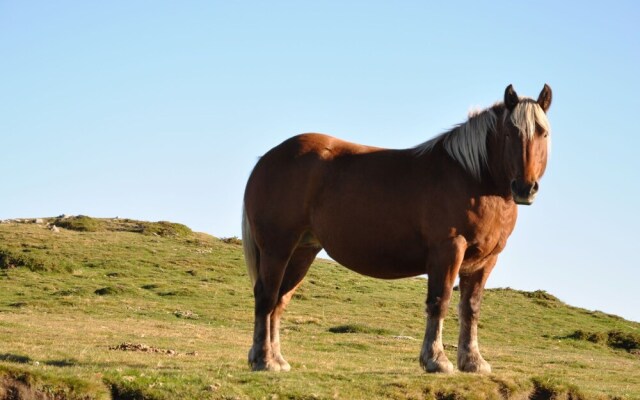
[328,324,391,335]
[0,353,152,372]
[44,359,77,367]
[0,353,32,364]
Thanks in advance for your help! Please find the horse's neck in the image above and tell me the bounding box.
[418,143,513,202]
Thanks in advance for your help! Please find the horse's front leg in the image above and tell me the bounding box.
[457,256,496,373]
[420,236,466,373]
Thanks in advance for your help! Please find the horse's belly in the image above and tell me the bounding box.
[320,240,426,280]
[310,205,427,279]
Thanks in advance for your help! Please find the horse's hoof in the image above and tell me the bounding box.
[273,355,291,371]
[249,349,283,372]
[277,359,291,372]
[421,355,454,374]
[458,353,491,374]
[251,359,282,372]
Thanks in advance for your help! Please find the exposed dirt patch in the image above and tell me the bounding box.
[174,310,199,320]
[0,376,87,400]
[108,343,197,357]
[0,377,46,400]
[109,343,177,355]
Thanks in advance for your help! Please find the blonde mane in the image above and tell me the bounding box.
[414,99,550,181]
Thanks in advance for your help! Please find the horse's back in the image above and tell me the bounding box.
[275,133,382,159]
[246,133,381,195]
[244,134,374,240]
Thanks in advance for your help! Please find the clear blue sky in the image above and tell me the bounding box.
[2,2,639,322]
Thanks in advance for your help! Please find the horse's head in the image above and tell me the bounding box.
[493,84,552,205]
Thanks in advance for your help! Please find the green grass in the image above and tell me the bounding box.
[0,218,638,399]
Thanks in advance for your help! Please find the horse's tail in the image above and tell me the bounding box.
[242,204,259,288]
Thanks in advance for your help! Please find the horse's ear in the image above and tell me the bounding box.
[537,84,552,112]
[504,84,519,111]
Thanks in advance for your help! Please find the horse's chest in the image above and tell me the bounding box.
[460,205,516,270]
[462,233,507,269]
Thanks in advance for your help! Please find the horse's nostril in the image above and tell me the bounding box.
[511,179,538,198]
[531,181,539,195]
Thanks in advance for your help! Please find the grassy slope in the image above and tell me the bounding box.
[0,218,638,400]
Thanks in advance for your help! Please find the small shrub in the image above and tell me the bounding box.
[0,249,26,269]
[140,221,192,237]
[0,249,49,271]
[530,376,586,400]
[564,329,640,353]
[220,236,242,245]
[55,216,103,232]
[107,381,149,400]
[607,330,640,351]
[587,332,608,344]
[141,284,160,290]
[587,310,624,320]
[568,330,606,344]
[524,290,559,302]
[94,287,121,296]
[54,288,83,297]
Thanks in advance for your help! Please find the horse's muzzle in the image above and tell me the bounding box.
[511,179,539,205]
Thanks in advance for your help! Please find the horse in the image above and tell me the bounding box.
[242,84,552,373]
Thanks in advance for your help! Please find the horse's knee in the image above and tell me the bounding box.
[426,295,451,319]
[458,297,482,321]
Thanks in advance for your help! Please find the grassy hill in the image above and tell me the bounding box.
[0,217,638,400]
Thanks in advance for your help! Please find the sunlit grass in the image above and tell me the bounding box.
[0,219,638,399]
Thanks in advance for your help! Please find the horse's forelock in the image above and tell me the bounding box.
[508,99,551,141]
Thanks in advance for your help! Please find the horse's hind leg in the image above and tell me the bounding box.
[270,246,320,371]
[249,249,291,372]
[248,235,319,372]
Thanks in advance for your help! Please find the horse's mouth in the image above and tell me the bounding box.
[512,194,535,206]
[510,180,539,206]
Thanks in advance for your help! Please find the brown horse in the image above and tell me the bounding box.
[243,84,552,373]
